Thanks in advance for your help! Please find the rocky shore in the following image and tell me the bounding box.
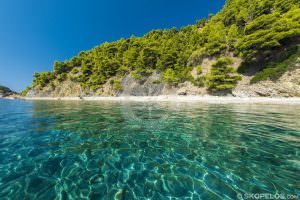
[16,96,300,105]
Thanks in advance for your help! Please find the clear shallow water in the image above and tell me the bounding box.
[0,99,299,200]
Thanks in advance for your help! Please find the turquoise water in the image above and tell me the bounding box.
[0,99,299,200]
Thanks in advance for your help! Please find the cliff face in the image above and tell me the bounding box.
[26,74,203,97]
[26,59,300,97]
[233,67,300,97]
[26,52,300,97]
[26,80,86,97]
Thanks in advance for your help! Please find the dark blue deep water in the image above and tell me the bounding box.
[0,99,299,199]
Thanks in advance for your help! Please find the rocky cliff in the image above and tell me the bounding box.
[26,57,300,98]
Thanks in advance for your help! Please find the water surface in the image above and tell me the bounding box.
[0,99,299,199]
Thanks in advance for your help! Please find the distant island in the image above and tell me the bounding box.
[21,0,300,98]
[0,86,15,98]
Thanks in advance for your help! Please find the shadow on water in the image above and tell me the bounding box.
[0,99,299,199]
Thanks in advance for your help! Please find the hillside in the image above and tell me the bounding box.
[23,0,300,97]
[0,86,15,98]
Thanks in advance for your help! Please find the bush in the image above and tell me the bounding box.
[188,48,207,67]
[152,80,161,84]
[54,61,73,75]
[57,73,67,82]
[206,58,242,91]
[251,45,300,83]
[131,68,153,81]
[237,7,300,59]
[71,68,79,74]
[109,79,115,85]
[196,18,207,28]
[113,80,123,91]
[162,68,179,85]
[20,87,31,96]
[33,72,55,88]
[192,76,205,87]
[196,65,203,74]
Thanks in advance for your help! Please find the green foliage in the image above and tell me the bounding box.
[20,87,30,96]
[113,80,123,91]
[33,72,55,88]
[202,22,227,55]
[163,68,179,85]
[54,61,74,75]
[196,65,203,74]
[206,58,242,91]
[57,73,67,82]
[202,0,300,60]
[227,24,239,50]
[177,66,193,82]
[275,0,300,12]
[251,45,300,83]
[237,7,300,59]
[152,80,161,84]
[192,76,206,87]
[30,24,203,90]
[162,66,192,85]
[188,48,207,67]
[131,68,154,81]
[212,57,233,68]
[71,68,79,74]
[196,18,207,28]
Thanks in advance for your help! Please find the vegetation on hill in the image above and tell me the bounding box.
[0,86,12,93]
[251,45,300,83]
[23,0,300,95]
[0,86,14,96]
[206,58,242,91]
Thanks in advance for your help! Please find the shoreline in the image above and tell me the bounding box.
[5,95,300,104]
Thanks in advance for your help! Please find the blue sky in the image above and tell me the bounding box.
[0,0,225,92]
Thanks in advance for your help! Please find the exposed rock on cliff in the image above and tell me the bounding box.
[26,80,88,97]
[26,60,300,98]
[25,54,300,98]
[233,68,300,97]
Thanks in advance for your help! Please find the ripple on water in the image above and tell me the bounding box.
[0,100,299,199]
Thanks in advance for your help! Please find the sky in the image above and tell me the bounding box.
[0,0,225,92]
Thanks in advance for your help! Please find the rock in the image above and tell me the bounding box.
[119,73,165,96]
[26,80,90,97]
[233,65,300,97]
[177,89,187,96]
[176,82,207,96]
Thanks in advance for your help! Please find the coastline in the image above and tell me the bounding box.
[6,95,300,104]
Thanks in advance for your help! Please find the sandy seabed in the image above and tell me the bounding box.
[13,95,300,105]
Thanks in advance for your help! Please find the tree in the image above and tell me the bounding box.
[163,68,179,85]
[237,7,300,59]
[206,58,241,91]
[227,24,239,50]
[33,72,55,88]
[196,18,207,28]
[202,22,227,55]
